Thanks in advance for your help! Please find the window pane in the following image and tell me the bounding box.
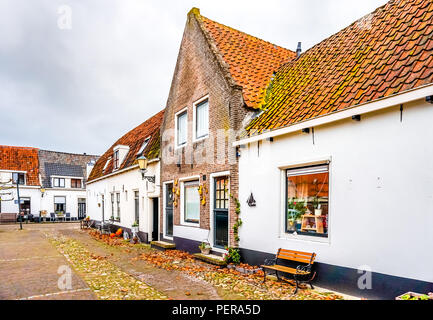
[177,112,187,146]
[286,165,329,237]
[196,100,208,138]
[184,185,199,222]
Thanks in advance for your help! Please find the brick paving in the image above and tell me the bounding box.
[0,223,95,300]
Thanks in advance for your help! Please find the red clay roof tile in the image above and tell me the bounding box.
[0,146,40,186]
[88,110,164,181]
[246,0,433,136]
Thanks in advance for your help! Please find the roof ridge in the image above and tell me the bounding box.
[39,149,99,157]
[199,14,295,55]
[0,145,39,150]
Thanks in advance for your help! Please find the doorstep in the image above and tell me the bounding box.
[150,241,176,251]
[193,253,227,266]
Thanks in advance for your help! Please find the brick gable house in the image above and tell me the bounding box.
[159,8,295,252]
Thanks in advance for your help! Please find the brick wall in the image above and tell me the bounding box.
[160,12,253,247]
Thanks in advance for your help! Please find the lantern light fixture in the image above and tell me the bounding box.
[137,156,155,183]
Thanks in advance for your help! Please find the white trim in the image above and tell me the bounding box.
[50,175,83,180]
[175,107,188,150]
[193,95,210,142]
[234,84,433,146]
[279,158,332,244]
[179,176,201,227]
[162,180,174,240]
[209,171,230,251]
[0,169,27,174]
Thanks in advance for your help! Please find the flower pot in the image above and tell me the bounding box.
[131,226,139,233]
[200,248,211,255]
[315,209,322,216]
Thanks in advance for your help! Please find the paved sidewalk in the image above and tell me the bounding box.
[0,223,95,300]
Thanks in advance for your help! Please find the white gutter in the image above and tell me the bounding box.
[86,158,159,185]
[234,83,433,146]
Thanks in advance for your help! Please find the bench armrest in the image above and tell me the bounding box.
[296,264,312,274]
[264,258,277,266]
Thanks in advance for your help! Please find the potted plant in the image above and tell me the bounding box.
[288,198,306,231]
[109,215,114,221]
[313,197,322,216]
[199,241,211,255]
[131,221,139,233]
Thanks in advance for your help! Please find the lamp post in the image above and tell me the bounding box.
[15,177,22,230]
[137,156,155,183]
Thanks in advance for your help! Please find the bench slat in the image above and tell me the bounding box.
[277,250,316,264]
[261,264,310,275]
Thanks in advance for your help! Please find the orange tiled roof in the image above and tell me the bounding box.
[0,145,40,186]
[246,0,433,135]
[88,110,165,181]
[193,10,296,109]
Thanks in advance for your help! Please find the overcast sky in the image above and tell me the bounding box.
[0,0,388,155]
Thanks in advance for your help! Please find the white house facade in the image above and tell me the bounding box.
[86,110,164,242]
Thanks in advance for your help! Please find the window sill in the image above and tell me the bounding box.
[193,135,208,143]
[279,232,330,244]
[180,221,200,228]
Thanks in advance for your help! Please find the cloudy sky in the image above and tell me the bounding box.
[0,0,388,155]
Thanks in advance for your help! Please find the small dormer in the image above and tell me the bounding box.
[112,145,130,171]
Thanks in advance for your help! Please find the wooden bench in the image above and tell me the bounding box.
[0,213,17,224]
[261,249,316,294]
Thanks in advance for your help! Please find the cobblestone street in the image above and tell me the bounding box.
[0,223,347,300]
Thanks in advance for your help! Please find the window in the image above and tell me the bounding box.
[53,178,65,188]
[54,196,66,213]
[285,164,329,238]
[111,193,115,219]
[176,111,187,147]
[113,150,120,170]
[116,192,121,220]
[71,179,82,188]
[137,137,151,155]
[103,157,111,171]
[184,180,200,224]
[195,99,209,140]
[12,172,25,185]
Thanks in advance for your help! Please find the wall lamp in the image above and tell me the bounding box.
[137,156,155,183]
[426,96,433,104]
[40,188,46,198]
[352,115,361,121]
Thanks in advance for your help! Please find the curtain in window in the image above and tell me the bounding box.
[184,182,199,222]
[177,112,187,146]
[196,100,208,139]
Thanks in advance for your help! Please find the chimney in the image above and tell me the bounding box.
[296,42,302,58]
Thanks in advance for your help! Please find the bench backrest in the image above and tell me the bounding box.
[277,249,316,265]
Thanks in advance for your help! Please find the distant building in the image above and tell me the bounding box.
[0,145,98,220]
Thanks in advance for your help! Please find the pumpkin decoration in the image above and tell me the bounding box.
[115,228,123,236]
[110,233,116,238]
[201,195,206,206]
[198,185,203,195]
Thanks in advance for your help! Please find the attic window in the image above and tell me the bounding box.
[103,157,111,171]
[113,150,120,170]
[137,137,151,155]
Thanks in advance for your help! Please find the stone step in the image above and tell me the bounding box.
[193,253,227,266]
[150,241,176,251]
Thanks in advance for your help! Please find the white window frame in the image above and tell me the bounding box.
[193,95,209,142]
[53,177,65,188]
[12,172,26,185]
[175,107,188,149]
[137,136,151,155]
[179,176,201,227]
[113,150,120,170]
[278,157,332,244]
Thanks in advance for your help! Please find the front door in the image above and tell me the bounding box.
[152,198,159,241]
[134,191,139,225]
[165,183,173,237]
[19,198,31,216]
[78,199,86,220]
[214,177,229,248]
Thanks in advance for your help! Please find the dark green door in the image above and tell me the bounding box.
[165,184,173,237]
[214,177,229,248]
